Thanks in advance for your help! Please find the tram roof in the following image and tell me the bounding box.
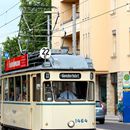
[3,54,94,76]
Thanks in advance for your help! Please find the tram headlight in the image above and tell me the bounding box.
[67,121,75,128]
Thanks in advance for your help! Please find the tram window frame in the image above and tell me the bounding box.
[9,77,14,101]
[0,79,1,101]
[27,75,30,101]
[87,81,95,101]
[33,73,41,102]
[42,81,88,101]
[43,81,53,102]
[22,75,27,101]
[4,78,9,101]
[15,75,30,102]
[54,81,88,101]
[0,79,1,114]
[15,76,22,101]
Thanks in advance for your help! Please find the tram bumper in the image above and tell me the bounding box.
[42,103,96,130]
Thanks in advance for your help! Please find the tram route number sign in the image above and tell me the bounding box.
[59,73,81,79]
[40,47,51,59]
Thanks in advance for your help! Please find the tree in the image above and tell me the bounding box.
[19,0,51,52]
[2,37,21,73]
[2,37,20,58]
[1,0,51,73]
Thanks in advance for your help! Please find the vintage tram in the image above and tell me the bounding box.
[0,49,96,130]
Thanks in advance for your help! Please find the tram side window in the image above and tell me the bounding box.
[22,75,27,101]
[88,82,94,101]
[21,75,30,101]
[0,80,1,101]
[43,81,53,101]
[0,80,1,114]
[9,77,14,101]
[15,76,21,101]
[4,78,8,101]
[15,75,30,102]
[27,75,30,101]
[33,73,41,101]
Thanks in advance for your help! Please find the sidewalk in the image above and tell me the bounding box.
[105,114,130,125]
[105,114,119,122]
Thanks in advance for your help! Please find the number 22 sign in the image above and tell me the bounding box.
[40,47,51,59]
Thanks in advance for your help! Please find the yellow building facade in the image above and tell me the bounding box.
[51,0,130,115]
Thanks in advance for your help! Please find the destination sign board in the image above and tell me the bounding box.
[59,73,81,79]
[5,54,28,72]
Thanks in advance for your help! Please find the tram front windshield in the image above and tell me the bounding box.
[43,81,94,101]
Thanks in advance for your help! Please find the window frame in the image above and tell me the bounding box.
[87,81,95,101]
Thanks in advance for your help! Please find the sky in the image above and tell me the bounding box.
[0,0,21,43]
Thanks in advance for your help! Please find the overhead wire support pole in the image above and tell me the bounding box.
[72,4,76,55]
[47,14,51,49]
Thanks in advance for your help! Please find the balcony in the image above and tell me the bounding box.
[62,12,79,24]
[61,13,80,36]
[60,0,79,3]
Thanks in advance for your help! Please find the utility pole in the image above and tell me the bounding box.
[47,14,51,49]
[72,4,76,55]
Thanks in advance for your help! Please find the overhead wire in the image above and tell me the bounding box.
[0,0,88,33]
[0,15,21,29]
[52,3,130,35]
[0,2,20,17]
[1,1,129,40]
[0,30,19,38]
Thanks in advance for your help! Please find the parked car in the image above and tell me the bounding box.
[96,100,106,124]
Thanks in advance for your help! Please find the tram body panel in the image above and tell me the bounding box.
[31,102,42,130]
[41,103,96,129]
[2,103,31,129]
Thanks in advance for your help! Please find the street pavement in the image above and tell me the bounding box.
[97,121,130,130]
[97,114,130,130]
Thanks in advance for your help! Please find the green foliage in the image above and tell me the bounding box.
[19,0,51,52]
[2,37,20,58]
[2,0,51,73]
[2,37,21,73]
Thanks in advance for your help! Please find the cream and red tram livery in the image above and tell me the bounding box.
[0,50,96,130]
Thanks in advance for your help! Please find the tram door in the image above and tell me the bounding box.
[31,73,41,130]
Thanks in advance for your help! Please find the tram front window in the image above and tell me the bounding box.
[53,81,87,101]
[43,81,95,101]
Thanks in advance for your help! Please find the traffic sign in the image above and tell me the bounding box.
[4,52,9,59]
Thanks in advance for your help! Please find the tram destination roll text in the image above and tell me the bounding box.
[59,73,81,79]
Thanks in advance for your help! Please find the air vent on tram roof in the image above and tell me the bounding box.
[28,51,44,67]
[28,51,53,67]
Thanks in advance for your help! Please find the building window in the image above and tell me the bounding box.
[126,1,130,12]
[112,30,117,57]
[110,0,116,15]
